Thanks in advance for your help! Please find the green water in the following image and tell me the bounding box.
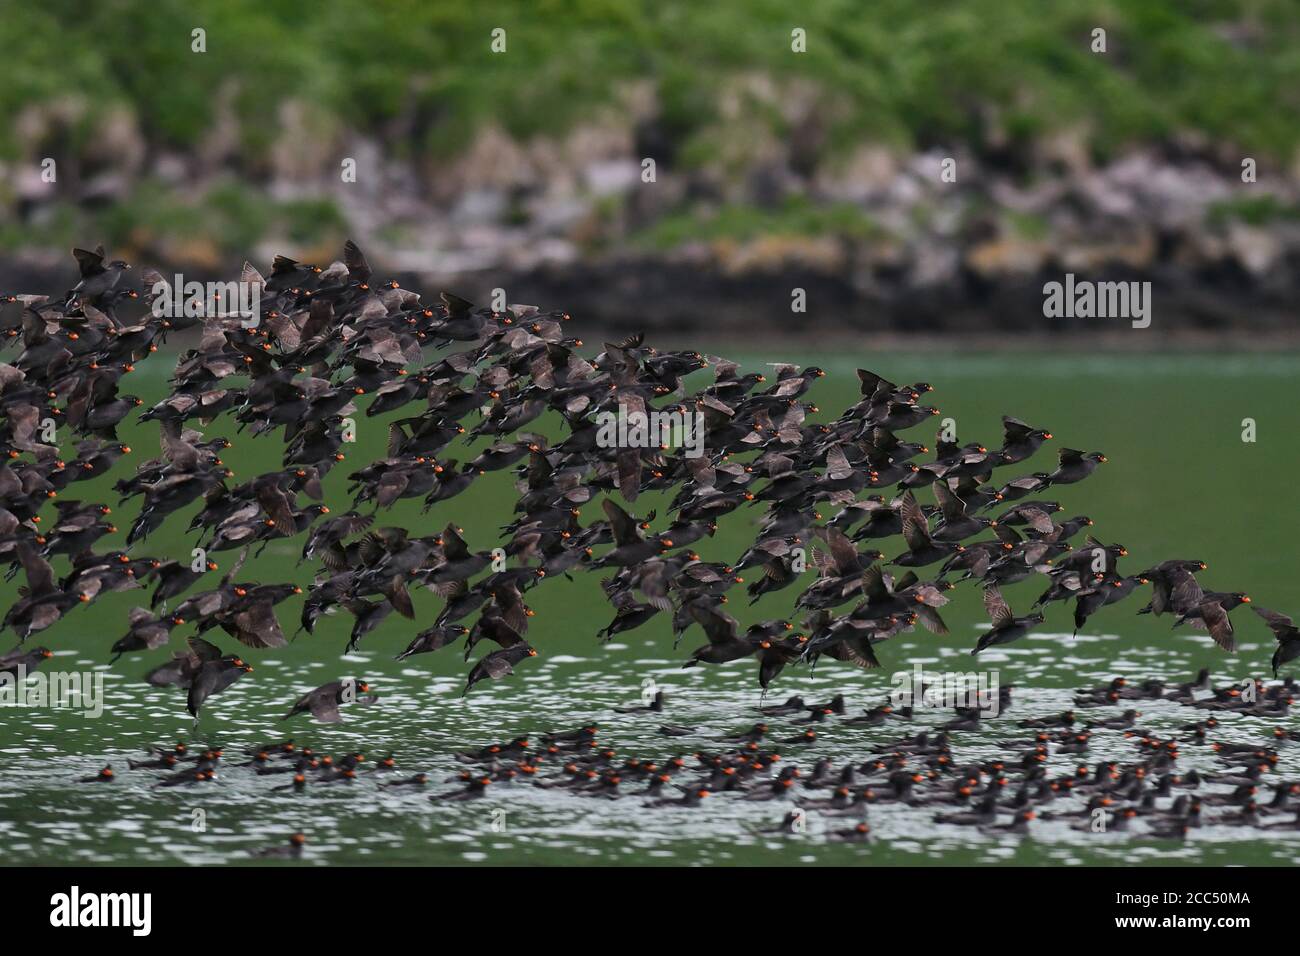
[1,350,1297,866]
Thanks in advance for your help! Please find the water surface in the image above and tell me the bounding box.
[1,351,1297,866]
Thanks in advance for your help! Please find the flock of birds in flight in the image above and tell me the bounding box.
[1,239,1297,857]
[0,240,1297,728]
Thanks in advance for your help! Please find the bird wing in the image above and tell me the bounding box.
[900,492,932,550]
[601,498,641,547]
[616,447,641,503]
[481,615,525,649]
[239,261,265,291]
[1251,605,1297,638]
[297,298,336,345]
[72,247,105,278]
[983,587,1015,629]
[824,528,860,577]
[636,562,675,613]
[255,484,296,534]
[308,685,344,723]
[932,480,966,521]
[489,582,530,632]
[916,605,949,635]
[190,659,248,715]
[186,668,215,715]
[1201,601,1236,652]
[159,418,201,470]
[464,646,529,693]
[230,602,288,649]
[477,649,519,680]
[1020,507,1055,535]
[1148,575,1174,615]
[1001,416,1035,442]
[270,254,302,276]
[334,511,374,538]
[856,369,893,398]
[860,564,890,603]
[440,524,471,561]
[824,444,852,481]
[1168,569,1204,613]
[187,636,225,664]
[438,292,474,319]
[710,357,739,382]
[17,543,55,596]
[382,575,414,620]
[342,240,372,282]
[689,602,739,645]
[830,634,881,669]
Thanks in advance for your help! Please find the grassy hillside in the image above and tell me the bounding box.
[3,1,1298,259]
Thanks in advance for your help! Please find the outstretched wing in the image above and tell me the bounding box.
[932,480,966,522]
[72,247,106,278]
[187,636,224,663]
[342,240,372,282]
[601,498,641,547]
[1002,416,1035,442]
[1168,569,1204,614]
[900,492,932,551]
[1201,601,1236,652]
[1252,605,1296,638]
[983,587,1015,629]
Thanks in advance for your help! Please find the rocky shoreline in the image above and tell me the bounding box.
[5,127,1298,339]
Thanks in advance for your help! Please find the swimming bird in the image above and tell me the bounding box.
[250,833,306,859]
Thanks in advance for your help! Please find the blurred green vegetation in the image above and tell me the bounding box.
[4,0,1298,163]
[1206,193,1300,227]
[634,197,881,249]
[2,1,1296,260]
[0,178,346,255]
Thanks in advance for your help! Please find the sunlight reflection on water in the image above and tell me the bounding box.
[1,628,1297,867]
